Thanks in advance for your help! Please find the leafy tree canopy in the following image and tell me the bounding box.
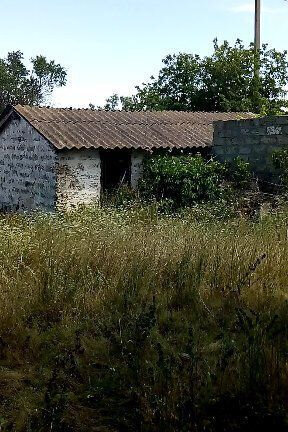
[0,51,67,112]
[100,40,288,114]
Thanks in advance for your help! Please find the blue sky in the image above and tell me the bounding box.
[0,0,287,107]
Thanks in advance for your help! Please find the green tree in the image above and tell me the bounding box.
[99,93,120,111]
[101,40,288,114]
[0,51,67,111]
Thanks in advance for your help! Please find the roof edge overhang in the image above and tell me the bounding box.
[0,104,252,152]
[0,105,58,151]
[0,104,17,132]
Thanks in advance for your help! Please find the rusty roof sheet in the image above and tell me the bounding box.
[10,105,254,150]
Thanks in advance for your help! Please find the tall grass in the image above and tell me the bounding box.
[0,207,288,430]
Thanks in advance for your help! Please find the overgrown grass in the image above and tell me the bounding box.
[1,206,288,430]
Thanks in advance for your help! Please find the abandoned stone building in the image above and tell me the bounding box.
[0,105,253,211]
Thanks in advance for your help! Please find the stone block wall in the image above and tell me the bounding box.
[213,116,288,178]
[0,115,56,211]
[56,148,101,210]
[131,150,145,189]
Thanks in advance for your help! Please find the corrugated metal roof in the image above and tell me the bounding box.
[10,105,254,150]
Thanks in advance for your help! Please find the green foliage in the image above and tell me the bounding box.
[102,184,139,207]
[224,156,252,189]
[100,40,288,115]
[99,93,121,111]
[272,149,288,187]
[0,51,67,111]
[139,154,251,209]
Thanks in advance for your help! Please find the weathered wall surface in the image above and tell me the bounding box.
[213,116,288,177]
[56,149,101,210]
[0,116,56,211]
[131,150,146,188]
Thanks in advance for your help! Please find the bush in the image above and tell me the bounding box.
[139,154,251,209]
[272,149,288,187]
[223,156,252,189]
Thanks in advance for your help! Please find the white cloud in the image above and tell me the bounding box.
[230,2,254,13]
[229,1,285,14]
[52,80,136,109]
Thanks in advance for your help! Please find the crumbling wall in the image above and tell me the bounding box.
[213,116,288,178]
[56,149,101,210]
[131,150,146,188]
[0,115,56,211]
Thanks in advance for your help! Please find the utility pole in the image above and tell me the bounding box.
[254,0,261,51]
[253,0,261,111]
[254,0,261,83]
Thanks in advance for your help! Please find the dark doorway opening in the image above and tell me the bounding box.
[101,149,131,192]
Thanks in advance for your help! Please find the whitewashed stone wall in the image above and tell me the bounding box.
[56,149,101,210]
[0,116,56,211]
[131,150,145,188]
[0,116,147,212]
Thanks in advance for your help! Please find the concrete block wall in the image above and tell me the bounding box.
[213,116,288,178]
[0,116,57,211]
[56,148,101,210]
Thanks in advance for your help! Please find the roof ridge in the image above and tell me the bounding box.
[29,119,214,126]
[2,104,255,152]
[14,105,254,115]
